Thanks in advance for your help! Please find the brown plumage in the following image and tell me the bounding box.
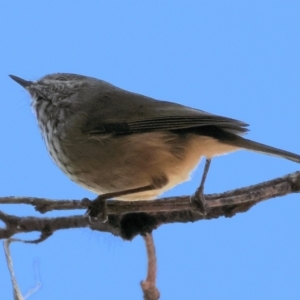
[9,73,300,202]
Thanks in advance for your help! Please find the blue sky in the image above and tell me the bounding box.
[1,1,300,299]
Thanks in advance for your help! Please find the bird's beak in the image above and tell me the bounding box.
[9,75,33,89]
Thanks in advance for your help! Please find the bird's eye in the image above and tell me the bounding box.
[56,76,67,81]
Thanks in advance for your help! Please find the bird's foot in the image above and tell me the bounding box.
[191,188,208,216]
[85,195,108,223]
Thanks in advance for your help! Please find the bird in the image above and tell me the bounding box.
[9,73,300,220]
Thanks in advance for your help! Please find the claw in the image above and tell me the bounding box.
[191,158,211,216]
[191,190,207,215]
[85,195,108,223]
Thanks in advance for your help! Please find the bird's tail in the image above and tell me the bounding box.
[224,134,300,163]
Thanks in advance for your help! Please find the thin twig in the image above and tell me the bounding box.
[141,233,160,300]
[4,239,24,300]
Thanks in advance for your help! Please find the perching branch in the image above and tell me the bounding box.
[0,171,300,241]
[1,171,300,300]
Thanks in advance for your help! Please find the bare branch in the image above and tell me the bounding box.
[0,171,299,241]
[141,233,160,300]
[4,239,42,299]
[1,171,300,300]
[4,239,24,300]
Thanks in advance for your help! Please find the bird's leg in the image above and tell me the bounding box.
[191,158,212,215]
[86,185,156,223]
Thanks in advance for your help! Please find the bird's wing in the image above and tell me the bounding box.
[82,85,248,136]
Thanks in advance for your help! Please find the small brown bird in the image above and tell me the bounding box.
[9,73,300,220]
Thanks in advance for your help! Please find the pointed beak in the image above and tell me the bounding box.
[9,75,33,89]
